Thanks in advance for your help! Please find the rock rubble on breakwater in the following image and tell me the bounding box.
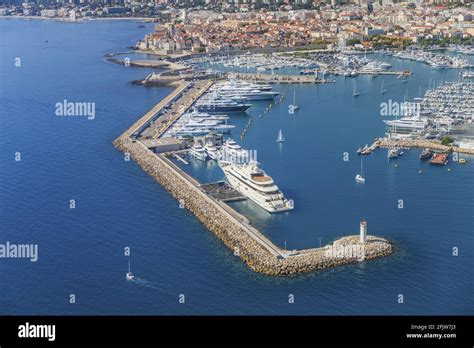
[375,138,474,155]
[113,134,393,276]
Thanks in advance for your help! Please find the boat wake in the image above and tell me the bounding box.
[128,276,165,292]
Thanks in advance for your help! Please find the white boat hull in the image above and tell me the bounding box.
[219,93,278,101]
[355,174,365,183]
[222,167,293,213]
[190,150,207,161]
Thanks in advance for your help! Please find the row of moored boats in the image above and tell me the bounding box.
[184,79,293,213]
[164,79,280,138]
[392,50,471,69]
[382,82,473,140]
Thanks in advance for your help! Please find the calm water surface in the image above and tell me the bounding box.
[0,19,472,315]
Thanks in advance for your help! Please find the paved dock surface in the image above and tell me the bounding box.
[200,181,246,202]
[229,72,330,84]
[374,138,474,155]
[139,80,213,140]
[113,76,394,275]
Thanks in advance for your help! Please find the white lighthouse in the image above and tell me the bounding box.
[359,220,367,244]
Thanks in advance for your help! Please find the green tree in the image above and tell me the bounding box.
[441,136,454,146]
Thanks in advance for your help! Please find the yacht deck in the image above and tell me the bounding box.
[252,175,272,182]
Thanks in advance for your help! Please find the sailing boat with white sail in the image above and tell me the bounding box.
[43,21,49,43]
[276,129,285,143]
[355,158,365,183]
[353,82,360,97]
[292,90,299,111]
[126,258,134,281]
[380,79,387,94]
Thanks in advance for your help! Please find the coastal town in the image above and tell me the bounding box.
[1,0,473,341]
[1,1,473,54]
[3,0,471,273]
[98,5,473,278]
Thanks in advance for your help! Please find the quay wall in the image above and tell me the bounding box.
[114,82,393,276]
[114,133,393,275]
[230,72,330,84]
[138,72,331,85]
[376,138,474,155]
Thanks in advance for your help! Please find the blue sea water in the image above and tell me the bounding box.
[0,19,472,315]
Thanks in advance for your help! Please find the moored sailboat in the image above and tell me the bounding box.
[380,79,387,94]
[353,82,360,97]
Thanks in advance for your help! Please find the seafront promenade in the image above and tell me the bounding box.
[114,82,393,276]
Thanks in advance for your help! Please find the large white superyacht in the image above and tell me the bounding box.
[383,116,430,133]
[221,138,250,163]
[219,160,294,213]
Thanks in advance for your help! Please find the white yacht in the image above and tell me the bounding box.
[219,160,293,213]
[221,139,250,163]
[460,71,474,79]
[211,79,278,101]
[184,109,229,121]
[167,109,235,137]
[383,116,429,133]
[168,127,213,137]
[387,147,401,159]
[355,174,365,183]
[458,47,474,55]
[184,119,235,133]
[225,79,273,91]
[196,95,251,113]
[190,144,208,161]
[205,142,221,160]
[355,158,365,183]
[219,79,272,91]
[126,259,134,281]
[217,88,279,101]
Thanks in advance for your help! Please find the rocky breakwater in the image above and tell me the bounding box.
[114,135,393,276]
[375,138,474,155]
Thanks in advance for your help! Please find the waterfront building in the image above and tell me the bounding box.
[141,138,184,153]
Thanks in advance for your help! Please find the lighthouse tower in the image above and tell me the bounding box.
[359,220,367,244]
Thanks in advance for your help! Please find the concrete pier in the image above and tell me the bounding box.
[105,52,188,71]
[136,80,213,140]
[137,71,334,85]
[374,138,474,155]
[229,72,333,84]
[113,83,393,276]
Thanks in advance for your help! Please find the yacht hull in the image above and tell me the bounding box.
[196,105,251,113]
[221,166,292,213]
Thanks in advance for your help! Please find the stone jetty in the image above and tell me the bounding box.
[230,72,333,84]
[375,138,474,155]
[113,84,393,276]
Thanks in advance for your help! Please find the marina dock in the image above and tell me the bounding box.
[105,52,188,71]
[136,80,214,140]
[200,181,246,202]
[137,70,335,86]
[228,72,334,84]
[113,81,393,276]
[173,153,189,165]
[373,138,474,155]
